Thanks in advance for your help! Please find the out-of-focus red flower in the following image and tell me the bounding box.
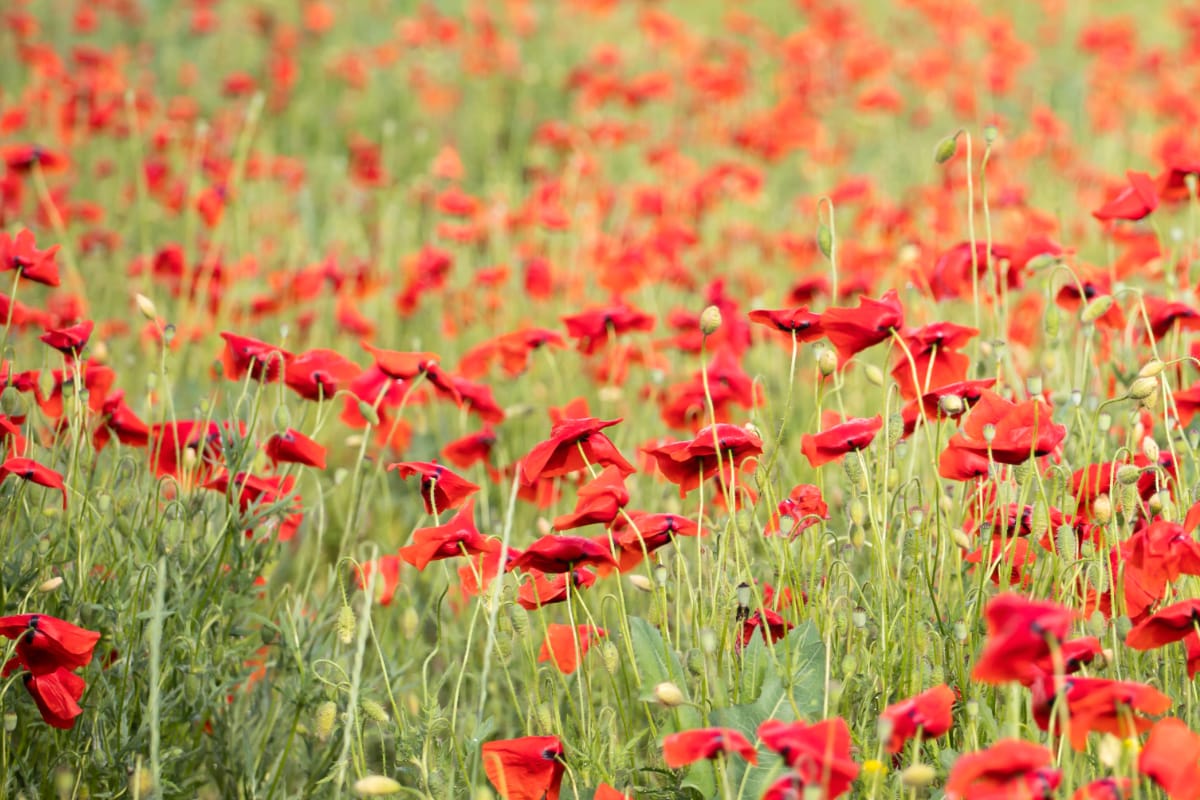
[879,684,955,754]
[1031,674,1171,750]
[481,735,565,800]
[758,718,859,798]
[972,593,1075,684]
[662,727,757,768]
[1139,718,1200,800]
[0,229,60,286]
[39,320,93,360]
[284,348,361,401]
[0,457,67,507]
[945,739,1059,800]
[561,304,655,354]
[265,429,326,469]
[219,332,293,383]
[801,415,883,468]
[552,465,629,530]
[388,461,479,515]
[1093,171,1158,221]
[537,624,605,674]
[1126,598,1200,650]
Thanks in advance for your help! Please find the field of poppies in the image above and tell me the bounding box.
[7,0,1200,798]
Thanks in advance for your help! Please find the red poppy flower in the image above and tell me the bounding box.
[0,229,60,286]
[23,668,86,729]
[481,735,565,800]
[0,457,67,508]
[537,624,605,674]
[1072,778,1132,800]
[516,568,597,610]
[219,332,293,383]
[265,429,327,469]
[972,593,1075,684]
[965,536,1036,589]
[748,306,825,340]
[1142,296,1200,341]
[1093,170,1158,221]
[767,484,828,536]
[284,348,361,401]
[644,423,762,496]
[205,471,303,541]
[520,417,635,485]
[355,554,402,606]
[758,718,859,798]
[561,304,655,355]
[945,739,1059,800]
[509,534,617,574]
[594,785,632,800]
[613,512,701,557]
[398,500,498,571]
[1139,718,1200,800]
[939,392,1066,480]
[361,342,440,380]
[39,320,94,360]
[93,390,149,451]
[1031,675,1171,750]
[891,322,977,400]
[1029,636,1104,678]
[879,684,955,754]
[1126,599,1200,650]
[819,289,904,362]
[740,608,793,647]
[552,465,629,530]
[800,415,882,468]
[441,427,497,472]
[148,420,227,483]
[0,614,101,675]
[662,727,757,769]
[39,362,114,420]
[388,461,479,515]
[1,144,68,174]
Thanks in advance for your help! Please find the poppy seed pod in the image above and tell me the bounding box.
[314,701,337,742]
[653,681,685,707]
[934,133,958,164]
[1128,376,1158,400]
[699,305,722,336]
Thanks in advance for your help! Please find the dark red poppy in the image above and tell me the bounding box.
[644,423,762,496]
[39,320,93,360]
[939,392,1066,480]
[39,361,114,420]
[758,718,859,798]
[23,668,86,729]
[265,429,327,469]
[148,420,227,483]
[442,427,497,473]
[1139,718,1200,800]
[284,348,361,401]
[0,614,101,675]
[537,624,605,674]
[662,727,757,768]
[0,457,67,507]
[972,593,1075,684]
[819,289,904,362]
[879,684,955,754]
[398,500,499,571]
[520,417,635,485]
[767,484,828,536]
[1126,599,1200,650]
[800,415,882,468]
[509,534,617,574]
[1093,170,1158,221]
[740,608,793,647]
[1143,296,1200,341]
[0,229,60,286]
[481,735,565,800]
[613,512,701,558]
[388,461,479,515]
[1031,674,1171,750]
[1029,636,1104,678]
[1,144,68,174]
[552,465,629,530]
[219,332,293,383]
[449,376,505,422]
[516,568,596,610]
[561,304,655,354]
[747,306,825,340]
[459,327,566,378]
[93,390,149,451]
[945,739,1059,800]
[1072,777,1132,800]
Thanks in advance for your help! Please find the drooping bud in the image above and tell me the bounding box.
[1127,376,1158,401]
[1092,494,1113,524]
[354,776,403,796]
[817,223,833,259]
[699,305,722,336]
[934,133,959,164]
[1081,295,1113,324]
[1138,359,1165,379]
[900,764,936,789]
[135,293,158,321]
[337,605,356,645]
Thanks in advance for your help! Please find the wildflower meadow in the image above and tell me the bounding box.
[4,0,1200,798]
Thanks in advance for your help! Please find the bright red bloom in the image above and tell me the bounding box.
[0,457,67,508]
[0,229,60,286]
[1031,675,1171,750]
[398,500,498,571]
[662,727,757,769]
[481,735,565,800]
[93,390,149,451]
[0,614,101,675]
[219,332,293,383]
[945,739,1059,800]
[879,684,955,754]
[552,465,629,530]
[891,322,977,400]
[748,307,825,340]
[939,392,1066,480]
[801,415,882,468]
[537,624,605,674]
[284,348,361,401]
[459,327,566,378]
[1072,778,1132,800]
[613,512,701,558]
[23,668,86,729]
[758,718,859,798]
[593,785,632,800]
[767,484,828,536]
[1126,599,1200,650]
[388,461,479,515]
[355,554,402,606]
[265,429,326,469]
[1139,718,1200,800]
[520,417,635,485]
[561,304,655,355]
[644,423,762,496]
[40,320,93,360]
[441,427,497,472]
[819,289,904,362]
[1,144,68,174]
[205,471,303,541]
[509,534,617,574]
[148,420,228,483]
[1093,170,1158,221]
[361,342,440,380]
[516,568,596,610]
[740,608,793,647]
[972,593,1075,684]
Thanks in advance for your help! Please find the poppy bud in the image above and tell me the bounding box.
[938,394,964,416]
[1043,306,1060,338]
[685,648,705,677]
[361,699,389,724]
[2,711,14,732]
[354,775,402,796]
[0,386,24,417]
[314,701,337,742]
[1081,296,1113,323]
[653,563,668,587]
[272,405,291,430]
[627,574,653,592]
[933,133,959,164]
[1092,494,1112,524]
[864,365,884,387]
[981,424,996,444]
[852,607,868,629]
[699,305,722,336]
[817,223,833,259]
[1141,436,1159,463]
[887,413,903,447]
[356,400,380,427]
[1127,376,1158,400]
[402,607,419,640]
[1139,359,1165,378]
[1148,491,1164,516]
[1054,524,1077,558]
[38,576,63,592]
[509,604,529,638]
[700,628,717,654]
[843,455,863,487]
[900,764,936,789]
[600,641,620,676]
[953,621,968,643]
[951,529,971,549]
[1114,616,1133,638]
[817,348,837,377]
[493,634,512,664]
[653,681,685,707]
[848,498,866,526]
[1026,375,1043,396]
[534,702,554,731]
[337,606,356,645]
[135,293,158,320]
[965,700,979,719]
